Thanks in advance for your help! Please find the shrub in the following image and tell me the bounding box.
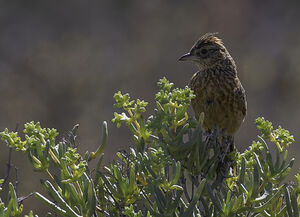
[0,77,298,217]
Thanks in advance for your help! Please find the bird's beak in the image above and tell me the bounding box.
[178,53,196,61]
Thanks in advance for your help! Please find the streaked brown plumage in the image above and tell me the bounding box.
[179,33,246,138]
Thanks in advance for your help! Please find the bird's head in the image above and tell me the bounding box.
[179,33,234,70]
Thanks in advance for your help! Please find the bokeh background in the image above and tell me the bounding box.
[0,0,300,215]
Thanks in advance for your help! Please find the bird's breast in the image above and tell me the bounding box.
[189,71,246,135]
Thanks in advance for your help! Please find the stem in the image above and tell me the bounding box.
[75,181,83,198]
[46,171,62,193]
[32,155,42,165]
[258,179,268,195]
[171,104,177,134]
[270,133,283,152]
[49,149,61,165]
[128,109,140,132]
[46,169,55,181]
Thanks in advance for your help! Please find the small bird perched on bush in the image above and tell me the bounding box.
[179,33,246,150]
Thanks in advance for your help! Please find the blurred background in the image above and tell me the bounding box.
[0,0,299,215]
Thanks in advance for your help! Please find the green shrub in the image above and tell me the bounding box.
[0,77,298,217]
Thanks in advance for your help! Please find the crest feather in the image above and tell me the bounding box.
[193,32,223,49]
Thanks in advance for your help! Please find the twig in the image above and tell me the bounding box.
[1,123,19,187]
[1,147,12,187]
[17,192,34,204]
[141,188,153,207]
[104,186,122,212]
[191,179,194,199]
[15,166,19,199]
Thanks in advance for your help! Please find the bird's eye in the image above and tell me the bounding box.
[196,48,208,57]
[200,48,208,55]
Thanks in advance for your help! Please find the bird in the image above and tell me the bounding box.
[179,33,247,150]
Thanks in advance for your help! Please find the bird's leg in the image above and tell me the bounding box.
[212,125,219,139]
[204,129,212,145]
[219,134,234,162]
[205,125,219,147]
[228,136,235,152]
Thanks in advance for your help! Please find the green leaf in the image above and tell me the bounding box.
[94,153,104,184]
[284,186,294,217]
[153,186,166,213]
[206,182,223,213]
[250,164,260,200]
[35,192,68,217]
[113,91,134,109]
[254,186,283,212]
[86,176,97,217]
[182,179,206,217]
[291,190,299,217]
[239,156,246,184]
[256,117,273,140]
[40,180,80,217]
[112,112,130,128]
[88,121,108,161]
[170,161,181,186]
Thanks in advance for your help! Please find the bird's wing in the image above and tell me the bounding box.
[234,80,247,116]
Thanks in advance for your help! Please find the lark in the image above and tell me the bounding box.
[179,33,246,148]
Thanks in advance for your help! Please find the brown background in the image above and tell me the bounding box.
[0,1,299,215]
